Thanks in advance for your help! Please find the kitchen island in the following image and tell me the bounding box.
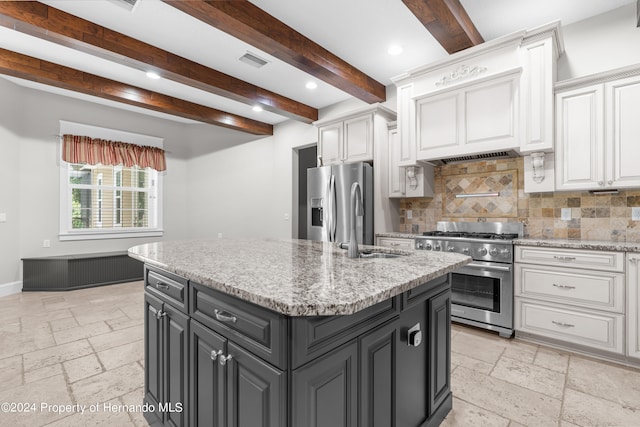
[129,238,470,427]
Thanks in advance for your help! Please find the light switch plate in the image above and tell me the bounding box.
[406,210,413,219]
[632,207,640,221]
[0,213,6,222]
[561,208,571,221]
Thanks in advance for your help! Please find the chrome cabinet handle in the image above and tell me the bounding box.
[553,284,576,290]
[552,320,575,328]
[219,354,233,366]
[630,258,639,263]
[214,309,237,323]
[553,256,576,262]
[155,310,166,320]
[210,349,223,361]
[155,281,170,290]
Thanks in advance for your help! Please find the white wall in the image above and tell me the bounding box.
[0,78,193,288]
[558,3,640,81]
[186,119,317,239]
[0,79,22,287]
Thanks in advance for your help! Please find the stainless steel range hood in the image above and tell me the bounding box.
[423,150,520,166]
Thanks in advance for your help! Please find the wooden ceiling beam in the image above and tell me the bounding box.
[402,0,484,54]
[162,0,386,104]
[0,48,273,135]
[0,1,316,123]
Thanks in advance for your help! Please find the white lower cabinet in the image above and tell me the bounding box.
[515,246,626,356]
[376,236,414,249]
[627,253,640,360]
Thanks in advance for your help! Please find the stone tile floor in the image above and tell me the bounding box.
[0,281,639,426]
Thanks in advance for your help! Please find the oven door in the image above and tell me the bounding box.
[450,260,513,335]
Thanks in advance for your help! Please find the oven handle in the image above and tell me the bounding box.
[465,262,512,272]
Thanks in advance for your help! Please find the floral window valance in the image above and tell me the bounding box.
[62,134,166,172]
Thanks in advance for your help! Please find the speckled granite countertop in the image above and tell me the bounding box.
[514,238,640,253]
[128,238,470,316]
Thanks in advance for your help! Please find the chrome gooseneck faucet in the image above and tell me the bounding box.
[348,182,363,259]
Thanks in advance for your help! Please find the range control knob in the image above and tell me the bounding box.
[462,248,470,255]
[434,245,441,251]
[478,247,488,256]
[500,248,511,258]
[448,246,455,252]
[489,248,498,257]
[416,242,423,249]
[425,243,432,250]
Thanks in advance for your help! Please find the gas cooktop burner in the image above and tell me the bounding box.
[421,231,519,240]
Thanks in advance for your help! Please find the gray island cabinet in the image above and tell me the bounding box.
[129,238,470,427]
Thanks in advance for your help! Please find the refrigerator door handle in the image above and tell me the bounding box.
[329,174,337,242]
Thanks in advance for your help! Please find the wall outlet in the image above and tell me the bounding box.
[633,207,640,221]
[406,210,413,219]
[560,208,572,221]
[0,213,6,223]
[43,239,51,248]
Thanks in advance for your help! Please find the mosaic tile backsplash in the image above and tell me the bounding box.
[399,157,640,242]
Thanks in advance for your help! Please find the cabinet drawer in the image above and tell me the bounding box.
[515,298,624,354]
[190,282,287,369]
[376,237,415,249]
[515,246,624,272]
[291,296,400,369]
[145,267,187,312]
[515,264,624,313]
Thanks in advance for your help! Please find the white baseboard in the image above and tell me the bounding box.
[0,281,22,298]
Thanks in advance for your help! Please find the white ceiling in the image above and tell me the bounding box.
[1,0,636,131]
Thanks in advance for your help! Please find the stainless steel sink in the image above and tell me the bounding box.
[358,251,405,259]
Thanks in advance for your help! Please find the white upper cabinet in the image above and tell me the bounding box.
[556,70,640,191]
[387,123,405,198]
[414,70,520,161]
[392,23,562,164]
[555,85,604,190]
[318,113,373,164]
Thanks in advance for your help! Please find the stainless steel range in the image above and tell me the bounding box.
[414,221,524,338]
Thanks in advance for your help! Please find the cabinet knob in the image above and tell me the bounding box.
[210,350,223,361]
[155,310,166,320]
[608,180,613,185]
[219,354,233,366]
[598,181,604,186]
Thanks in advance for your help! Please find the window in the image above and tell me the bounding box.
[62,162,162,240]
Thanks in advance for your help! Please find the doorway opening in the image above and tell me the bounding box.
[297,145,317,239]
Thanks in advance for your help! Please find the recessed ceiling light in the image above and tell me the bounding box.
[146,71,161,80]
[306,81,318,90]
[388,45,403,55]
[252,105,263,112]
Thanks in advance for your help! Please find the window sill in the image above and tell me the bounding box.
[59,229,163,241]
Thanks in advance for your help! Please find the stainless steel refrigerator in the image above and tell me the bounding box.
[307,162,373,245]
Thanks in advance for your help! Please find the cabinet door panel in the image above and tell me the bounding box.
[190,320,226,427]
[293,341,358,427]
[466,78,516,145]
[164,305,189,427]
[607,76,640,187]
[360,317,398,427]
[388,127,405,197]
[145,293,164,411]
[226,342,286,427]
[428,290,451,413]
[628,256,640,359]
[555,86,604,190]
[319,123,343,165]
[416,93,459,154]
[343,114,373,162]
